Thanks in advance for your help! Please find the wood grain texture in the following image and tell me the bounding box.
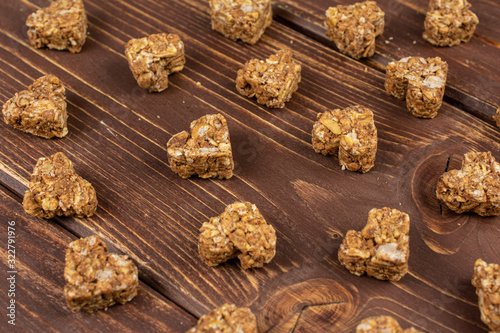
[273,0,500,123]
[0,188,197,332]
[0,0,499,332]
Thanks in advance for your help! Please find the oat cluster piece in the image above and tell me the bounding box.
[436,151,500,217]
[26,0,87,53]
[356,315,422,333]
[64,235,138,313]
[23,152,98,219]
[125,33,185,92]
[423,0,479,47]
[472,259,500,332]
[2,75,68,139]
[494,108,500,128]
[199,201,276,269]
[324,1,385,59]
[187,303,257,333]
[338,207,410,281]
[209,0,272,45]
[167,114,234,179]
[236,50,301,108]
[312,105,377,173]
[385,56,448,118]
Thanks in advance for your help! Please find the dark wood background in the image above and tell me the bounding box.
[1,0,499,332]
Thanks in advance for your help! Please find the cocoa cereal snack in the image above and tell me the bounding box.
[199,201,276,269]
[385,56,448,118]
[339,207,410,281]
[312,105,377,173]
[23,152,97,219]
[26,0,87,53]
[125,33,185,92]
[2,75,68,139]
[423,0,478,47]
[209,0,272,45]
[167,113,234,179]
[64,235,138,312]
[436,151,500,216]
[236,49,301,108]
[356,315,422,333]
[472,259,500,332]
[187,303,257,333]
[325,1,385,59]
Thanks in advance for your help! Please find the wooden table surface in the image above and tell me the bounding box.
[1,0,499,332]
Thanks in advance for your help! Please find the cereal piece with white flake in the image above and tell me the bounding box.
[236,50,301,108]
[339,207,410,281]
[385,56,448,118]
[167,114,234,179]
[423,0,478,47]
[64,235,138,312]
[472,259,500,332]
[199,201,276,269]
[125,33,185,92]
[312,105,377,173]
[324,1,385,59]
[187,303,257,333]
[26,0,87,53]
[209,0,272,44]
[2,75,68,139]
[356,315,423,333]
[23,152,97,219]
[436,151,500,216]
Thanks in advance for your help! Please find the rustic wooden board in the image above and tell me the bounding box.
[0,0,499,332]
[0,188,197,332]
[273,0,500,123]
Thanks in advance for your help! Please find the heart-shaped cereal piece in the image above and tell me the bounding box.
[64,235,138,312]
[236,50,301,108]
[436,151,500,216]
[199,201,276,269]
[167,113,234,179]
[26,0,87,53]
[312,105,377,173]
[338,207,410,281]
[385,56,448,119]
[2,75,68,139]
[23,152,97,219]
[124,33,185,92]
[187,303,257,332]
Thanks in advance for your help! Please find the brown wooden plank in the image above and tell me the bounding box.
[0,187,197,332]
[0,0,499,332]
[272,0,500,124]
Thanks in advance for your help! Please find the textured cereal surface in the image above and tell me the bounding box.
[167,113,234,179]
[324,1,385,59]
[23,152,97,219]
[209,0,272,44]
[385,56,448,118]
[472,259,500,332]
[64,235,138,312]
[339,207,410,281]
[125,33,185,92]
[356,315,422,333]
[236,49,301,108]
[187,303,257,333]
[436,151,500,216]
[312,105,377,173]
[26,0,87,53]
[423,0,478,47]
[2,75,68,139]
[199,201,276,269]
